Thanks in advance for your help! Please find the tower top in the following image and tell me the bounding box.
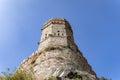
[42,18,72,32]
[39,18,74,51]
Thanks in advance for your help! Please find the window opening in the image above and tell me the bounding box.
[58,33,60,36]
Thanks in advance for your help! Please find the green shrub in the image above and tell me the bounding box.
[0,69,35,80]
[100,77,112,80]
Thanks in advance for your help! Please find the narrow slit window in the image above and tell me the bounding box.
[45,34,47,37]
[58,33,60,36]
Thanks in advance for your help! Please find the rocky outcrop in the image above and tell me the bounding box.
[46,69,97,80]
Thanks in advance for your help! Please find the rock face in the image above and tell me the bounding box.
[17,18,98,80]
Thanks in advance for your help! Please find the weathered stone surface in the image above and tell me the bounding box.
[17,18,98,80]
[46,69,97,80]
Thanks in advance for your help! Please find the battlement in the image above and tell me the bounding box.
[42,18,72,33]
[18,51,40,70]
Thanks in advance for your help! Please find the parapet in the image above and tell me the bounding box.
[41,18,72,33]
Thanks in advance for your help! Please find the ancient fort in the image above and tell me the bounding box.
[18,18,98,80]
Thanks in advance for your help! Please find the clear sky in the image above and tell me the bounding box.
[0,0,120,79]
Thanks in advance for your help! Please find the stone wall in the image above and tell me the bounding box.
[18,45,97,80]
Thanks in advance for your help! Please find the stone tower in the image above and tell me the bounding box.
[38,18,75,52]
[18,18,98,80]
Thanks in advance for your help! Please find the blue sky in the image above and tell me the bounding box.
[0,0,120,79]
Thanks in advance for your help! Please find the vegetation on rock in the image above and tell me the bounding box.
[0,69,35,80]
